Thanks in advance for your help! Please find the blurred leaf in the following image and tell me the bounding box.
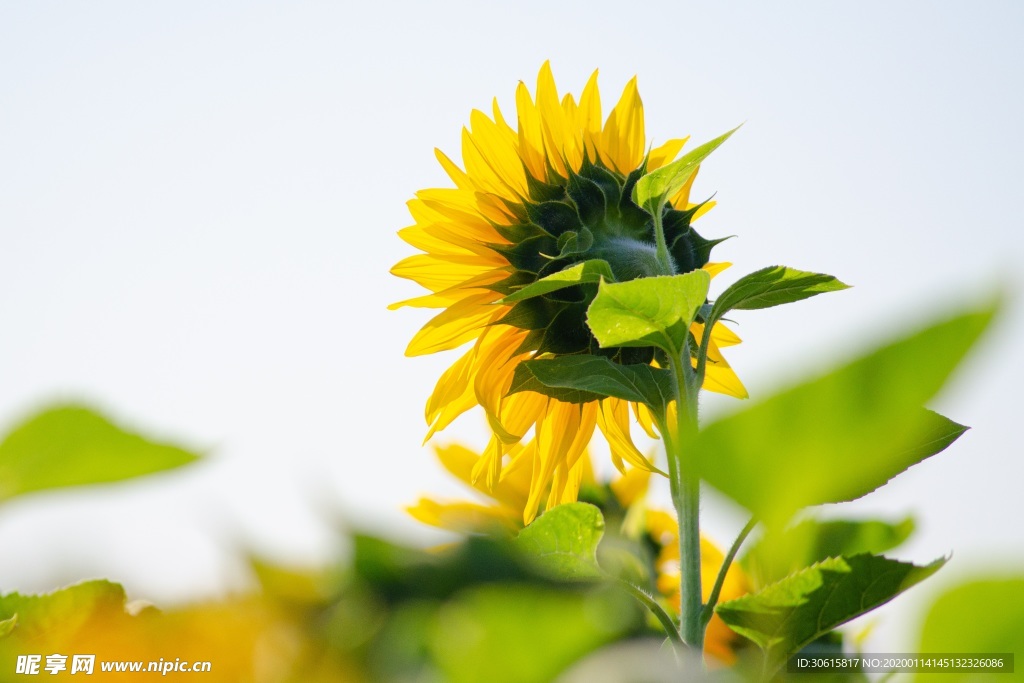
[248,556,340,605]
[501,259,615,303]
[587,271,710,353]
[0,615,15,639]
[915,577,1024,683]
[0,580,127,641]
[744,517,916,587]
[691,301,995,525]
[353,535,537,602]
[515,503,604,580]
[709,266,849,322]
[430,584,638,683]
[717,554,945,674]
[510,356,673,409]
[632,127,739,210]
[0,404,200,503]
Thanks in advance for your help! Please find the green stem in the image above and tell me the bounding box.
[666,349,703,655]
[694,313,717,388]
[616,579,683,646]
[701,517,757,626]
[651,200,674,276]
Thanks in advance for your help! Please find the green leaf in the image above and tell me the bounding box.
[586,271,710,353]
[0,404,201,503]
[717,554,945,674]
[0,580,127,642]
[428,584,638,683]
[632,126,739,210]
[515,503,605,580]
[915,577,1024,683]
[352,535,538,602]
[501,259,615,304]
[509,356,673,410]
[744,517,916,587]
[691,301,995,525]
[709,265,850,322]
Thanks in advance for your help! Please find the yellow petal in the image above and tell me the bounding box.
[702,360,749,399]
[424,345,479,439]
[515,81,547,181]
[632,401,661,440]
[406,498,518,533]
[597,398,658,472]
[468,108,528,196]
[610,466,652,508]
[602,76,645,173]
[434,148,472,190]
[461,127,519,200]
[536,61,569,178]
[469,434,504,490]
[648,136,689,170]
[524,400,583,524]
[405,291,504,356]
[390,253,499,292]
[702,262,732,279]
[577,70,603,159]
[691,199,716,221]
[389,270,510,312]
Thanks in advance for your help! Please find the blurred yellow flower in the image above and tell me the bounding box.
[392,63,746,524]
[648,512,751,665]
[409,442,749,663]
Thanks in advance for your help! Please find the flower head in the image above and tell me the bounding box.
[392,63,746,523]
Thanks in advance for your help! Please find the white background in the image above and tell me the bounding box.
[1,1,1022,650]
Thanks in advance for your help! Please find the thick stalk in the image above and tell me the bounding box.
[667,350,703,654]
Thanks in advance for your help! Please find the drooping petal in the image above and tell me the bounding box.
[524,400,584,524]
[406,498,519,533]
[424,346,479,440]
[597,398,659,472]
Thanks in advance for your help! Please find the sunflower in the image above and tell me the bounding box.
[392,63,746,524]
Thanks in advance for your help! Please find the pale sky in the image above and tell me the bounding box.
[1,1,1022,651]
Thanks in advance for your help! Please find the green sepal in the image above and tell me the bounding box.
[556,226,594,257]
[716,553,945,675]
[524,200,582,238]
[525,170,568,203]
[565,168,609,227]
[509,356,674,410]
[586,271,710,353]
